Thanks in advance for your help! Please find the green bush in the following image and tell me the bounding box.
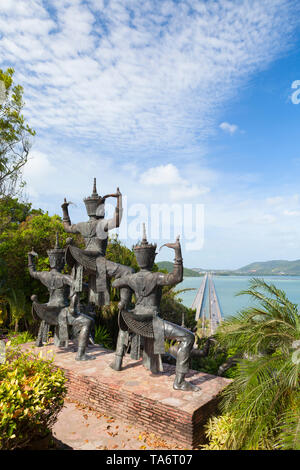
[202,414,238,450]
[7,331,35,345]
[191,354,226,376]
[0,345,67,450]
[94,325,113,349]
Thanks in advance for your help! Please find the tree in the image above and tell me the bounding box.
[0,199,82,331]
[211,278,300,450]
[0,196,33,234]
[0,68,35,197]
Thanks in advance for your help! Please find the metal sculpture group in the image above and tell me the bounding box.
[29,179,199,391]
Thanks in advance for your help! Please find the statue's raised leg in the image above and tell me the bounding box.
[164,321,200,392]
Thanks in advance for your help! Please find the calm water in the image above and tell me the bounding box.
[178,276,300,319]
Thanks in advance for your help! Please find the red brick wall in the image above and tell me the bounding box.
[60,367,219,448]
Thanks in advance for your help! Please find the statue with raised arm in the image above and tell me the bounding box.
[110,225,200,392]
[28,234,94,361]
[61,178,133,308]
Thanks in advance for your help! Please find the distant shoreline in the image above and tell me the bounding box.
[184,273,300,277]
[157,260,300,277]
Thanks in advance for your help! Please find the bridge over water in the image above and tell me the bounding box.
[191,273,223,335]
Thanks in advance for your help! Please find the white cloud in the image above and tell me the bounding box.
[23,151,57,198]
[283,210,300,216]
[140,164,182,186]
[219,122,239,134]
[0,0,298,155]
[140,163,210,201]
[266,196,284,205]
[169,184,209,201]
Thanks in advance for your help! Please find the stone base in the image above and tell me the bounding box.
[23,342,231,449]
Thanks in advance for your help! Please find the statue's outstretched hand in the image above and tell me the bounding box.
[104,187,122,199]
[28,247,38,257]
[61,197,70,210]
[159,235,181,251]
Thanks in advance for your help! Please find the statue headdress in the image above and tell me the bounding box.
[133,224,157,269]
[83,178,104,217]
[47,233,65,270]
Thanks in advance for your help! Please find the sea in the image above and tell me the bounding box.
[178,275,300,319]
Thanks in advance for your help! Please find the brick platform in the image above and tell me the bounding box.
[24,342,231,448]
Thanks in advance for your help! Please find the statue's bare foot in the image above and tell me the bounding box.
[173,380,200,392]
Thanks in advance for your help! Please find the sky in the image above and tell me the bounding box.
[1,0,300,269]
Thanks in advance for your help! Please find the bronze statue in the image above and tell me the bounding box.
[61,178,133,308]
[28,234,94,361]
[110,225,200,392]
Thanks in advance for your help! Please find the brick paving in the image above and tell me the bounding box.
[52,398,185,450]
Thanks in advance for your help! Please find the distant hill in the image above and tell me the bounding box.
[189,259,300,276]
[236,259,300,275]
[157,261,201,277]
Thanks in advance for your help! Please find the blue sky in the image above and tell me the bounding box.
[1,0,300,269]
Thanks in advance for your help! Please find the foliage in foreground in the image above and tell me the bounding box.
[0,345,67,450]
[202,414,238,450]
[6,330,35,345]
[205,278,300,450]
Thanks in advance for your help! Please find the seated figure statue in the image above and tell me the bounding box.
[28,234,94,361]
[61,178,133,308]
[110,225,200,392]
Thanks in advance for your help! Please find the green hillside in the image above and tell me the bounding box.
[157,261,201,277]
[236,259,300,275]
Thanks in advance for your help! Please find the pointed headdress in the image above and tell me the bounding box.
[133,224,157,269]
[83,178,104,217]
[47,233,65,269]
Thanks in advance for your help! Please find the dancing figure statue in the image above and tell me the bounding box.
[28,234,94,361]
[110,225,200,392]
[61,178,133,308]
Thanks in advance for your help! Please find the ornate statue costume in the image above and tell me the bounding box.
[110,226,199,392]
[61,179,133,307]
[28,235,94,361]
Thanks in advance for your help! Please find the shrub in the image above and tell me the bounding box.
[7,330,35,345]
[0,345,67,450]
[202,414,238,450]
[94,325,113,349]
[191,353,226,376]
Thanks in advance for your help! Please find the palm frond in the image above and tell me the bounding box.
[214,278,300,449]
[278,396,300,450]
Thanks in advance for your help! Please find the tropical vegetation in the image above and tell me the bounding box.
[203,278,300,450]
[0,344,66,450]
